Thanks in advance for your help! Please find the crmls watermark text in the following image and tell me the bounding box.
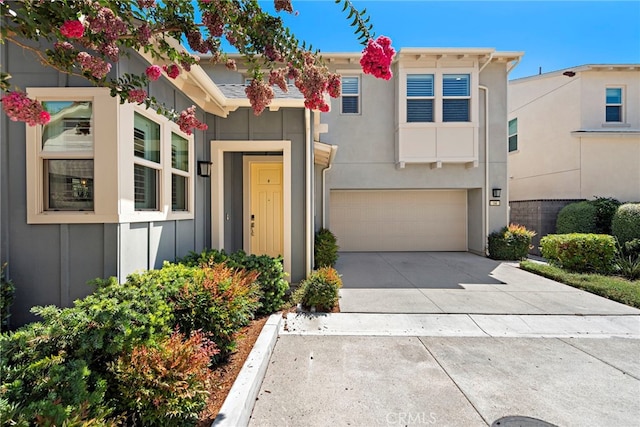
[385,412,438,425]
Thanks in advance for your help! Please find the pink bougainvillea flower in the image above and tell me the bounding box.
[137,0,155,8]
[60,20,85,39]
[360,35,395,81]
[145,65,162,81]
[1,91,51,126]
[77,52,111,79]
[128,89,147,104]
[162,64,180,79]
[245,78,275,116]
[177,106,208,135]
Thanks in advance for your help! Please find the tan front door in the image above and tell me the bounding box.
[249,162,284,257]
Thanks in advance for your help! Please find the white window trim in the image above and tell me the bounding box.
[399,68,479,127]
[26,87,120,224]
[340,75,361,115]
[604,86,625,124]
[26,87,194,224]
[406,74,434,123]
[118,103,195,223]
[442,74,471,122]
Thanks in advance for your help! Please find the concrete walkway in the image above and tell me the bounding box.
[215,253,640,427]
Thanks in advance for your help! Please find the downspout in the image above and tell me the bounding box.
[321,145,338,228]
[479,84,489,256]
[305,108,312,277]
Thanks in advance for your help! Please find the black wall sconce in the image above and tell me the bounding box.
[492,188,502,198]
[197,160,212,178]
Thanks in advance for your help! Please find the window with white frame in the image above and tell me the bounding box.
[508,118,518,152]
[605,87,623,122]
[442,74,470,122]
[406,74,434,122]
[171,132,189,211]
[41,101,94,211]
[133,112,161,211]
[341,76,360,114]
[26,87,195,224]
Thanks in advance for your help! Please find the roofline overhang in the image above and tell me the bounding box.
[511,64,640,83]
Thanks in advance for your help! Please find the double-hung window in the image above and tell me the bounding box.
[341,76,360,114]
[605,88,623,122]
[133,112,161,211]
[442,74,470,122]
[508,118,518,152]
[41,101,94,211]
[407,74,434,122]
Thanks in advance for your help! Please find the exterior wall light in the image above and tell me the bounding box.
[492,188,502,198]
[197,160,212,178]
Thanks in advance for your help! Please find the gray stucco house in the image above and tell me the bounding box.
[1,43,522,326]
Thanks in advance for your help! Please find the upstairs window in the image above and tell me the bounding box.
[341,76,360,114]
[407,74,434,122]
[133,112,161,211]
[442,74,470,122]
[605,88,623,122]
[41,101,94,211]
[508,118,518,152]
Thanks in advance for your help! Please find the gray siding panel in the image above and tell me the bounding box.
[149,221,176,269]
[120,222,149,278]
[68,224,105,301]
[176,219,196,259]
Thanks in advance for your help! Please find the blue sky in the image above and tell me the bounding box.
[256,0,640,80]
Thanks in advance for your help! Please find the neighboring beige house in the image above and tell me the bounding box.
[508,64,640,251]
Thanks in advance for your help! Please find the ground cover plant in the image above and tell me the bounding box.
[520,260,640,309]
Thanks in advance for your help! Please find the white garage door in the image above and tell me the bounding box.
[329,190,467,251]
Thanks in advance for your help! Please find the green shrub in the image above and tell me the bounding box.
[314,228,339,268]
[112,330,217,426]
[611,203,640,246]
[540,233,617,273]
[1,263,15,331]
[623,238,640,258]
[170,263,260,362]
[178,249,289,314]
[294,267,342,312]
[591,197,621,234]
[556,201,597,234]
[488,224,536,260]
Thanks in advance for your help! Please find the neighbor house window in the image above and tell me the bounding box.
[341,76,360,114]
[133,112,161,211]
[41,101,94,211]
[407,74,434,122]
[508,118,518,152]
[442,74,470,122]
[171,132,189,211]
[605,88,623,122]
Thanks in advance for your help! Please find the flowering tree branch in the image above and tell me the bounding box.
[1,0,395,133]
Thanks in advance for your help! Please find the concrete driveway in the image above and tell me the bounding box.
[336,252,640,315]
[215,252,640,427]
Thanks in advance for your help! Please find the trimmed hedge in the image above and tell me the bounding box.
[556,201,597,234]
[540,233,617,274]
[178,248,289,314]
[488,224,536,260]
[611,203,640,246]
[314,228,339,268]
[293,266,342,312]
